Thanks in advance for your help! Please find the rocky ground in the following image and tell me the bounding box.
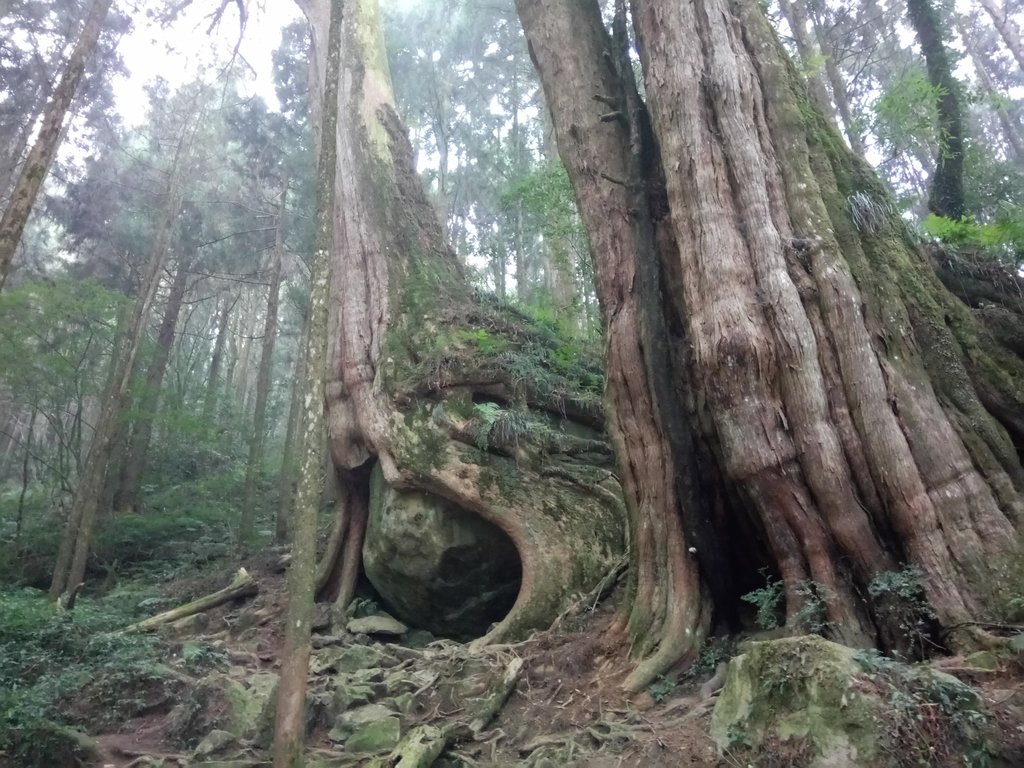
[78,557,1024,768]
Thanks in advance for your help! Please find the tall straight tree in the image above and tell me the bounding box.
[0,0,113,290]
[906,0,968,219]
[271,3,339,764]
[518,0,1024,690]
[978,0,1024,71]
[115,256,192,514]
[49,126,192,599]
[239,185,288,552]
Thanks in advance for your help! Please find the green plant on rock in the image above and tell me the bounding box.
[458,327,508,356]
[472,402,502,450]
[854,649,992,767]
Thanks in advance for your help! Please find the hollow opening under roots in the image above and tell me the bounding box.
[362,464,522,639]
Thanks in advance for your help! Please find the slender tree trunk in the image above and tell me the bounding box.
[957,15,1024,161]
[777,0,834,124]
[272,2,340,763]
[49,136,189,600]
[0,0,113,291]
[240,186,288,553]
[807,3,866,158]
[115,258,191,514]
[906,0,968,219]
[203,294,236,421]
[277,311,310,545]
[14,408,36,545]
[979,0,1024,71]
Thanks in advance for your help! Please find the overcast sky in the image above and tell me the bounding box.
[113,2,305,125]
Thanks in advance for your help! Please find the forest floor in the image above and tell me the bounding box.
[55,555,1024,768]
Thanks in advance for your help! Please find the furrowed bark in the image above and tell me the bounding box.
[516,0,709,692]
[626,0,1020,646]
[302,0,625,652]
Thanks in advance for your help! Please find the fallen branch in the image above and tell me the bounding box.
[121,568,257,634]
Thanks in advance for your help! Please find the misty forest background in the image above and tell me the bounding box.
[1,0,1024,763]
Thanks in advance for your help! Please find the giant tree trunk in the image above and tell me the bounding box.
[298,0,625,650]
[520,0,1024,689]
[0,0,113,291]
[516,0,712,693]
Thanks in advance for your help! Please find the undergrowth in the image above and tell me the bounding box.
[0,587,175,767]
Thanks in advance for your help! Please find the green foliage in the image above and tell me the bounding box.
[458,328,508,356]
[647,675,677,703]
[0,588,170,766]
[741,574,834,635]
[0,469,243,587]
[868,567,936,658]
[854,649,992,766]
[922,206,1024,261]
[180,640,227,670]
[741,571,785,630]
[472,402,503,450]
[989,550,1024,623]
[791,581,834,636]
[874,69,942,161]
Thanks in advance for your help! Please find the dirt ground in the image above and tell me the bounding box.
[90,560,1024,768]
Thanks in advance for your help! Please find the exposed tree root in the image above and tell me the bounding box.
[121,568,256,633]
[379,656,524,768]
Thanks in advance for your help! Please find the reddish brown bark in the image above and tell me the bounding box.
[518,0,1023,688]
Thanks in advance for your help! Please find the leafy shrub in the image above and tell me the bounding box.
[867,567,936,658]
[741,572,785,630]
[855,649,992,767]
[0,588,173,766]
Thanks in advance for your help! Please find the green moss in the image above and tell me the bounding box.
[713,636,991,767]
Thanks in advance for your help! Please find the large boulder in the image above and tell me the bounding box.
[363,464,521,637]
[711,635,990,767]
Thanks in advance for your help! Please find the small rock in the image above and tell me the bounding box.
[633,692,656,712]
[193,729,237,758]
[329,702,400,744]
[348,614,408,636]
[345,716,402,752]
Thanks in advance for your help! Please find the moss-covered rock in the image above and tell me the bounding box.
[345,716,402,753]
[167,672,278,748]
[712,635,990,767]
[363,463,521,637]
